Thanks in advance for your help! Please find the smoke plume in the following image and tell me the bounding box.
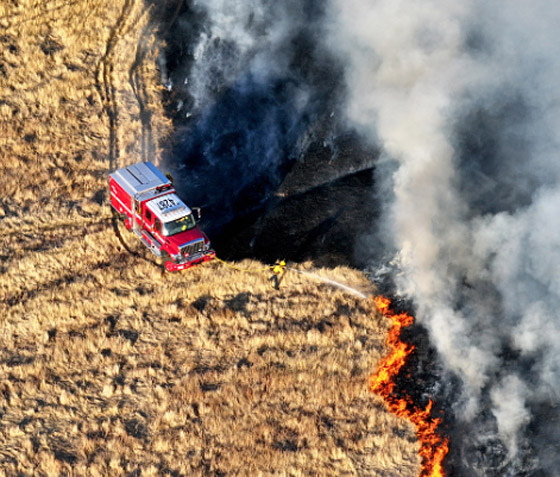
[327,0,560,474]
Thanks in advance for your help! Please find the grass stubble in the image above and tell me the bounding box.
[0,0,420,475]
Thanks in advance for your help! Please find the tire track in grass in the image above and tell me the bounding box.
[129,15,156,164]
[94,0,161,269]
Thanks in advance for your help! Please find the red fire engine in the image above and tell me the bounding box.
[109,161,216,272]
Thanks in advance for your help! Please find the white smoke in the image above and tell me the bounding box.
[325,0,492,397]
[327,0,560,473]
[490,374,530,459]
[185,0,304,114]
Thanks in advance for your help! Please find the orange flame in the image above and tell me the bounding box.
[371,296,449,477]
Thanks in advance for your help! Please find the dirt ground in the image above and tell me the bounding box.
[0,0,420,475]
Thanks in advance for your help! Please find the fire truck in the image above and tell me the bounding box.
[109,161,216,272]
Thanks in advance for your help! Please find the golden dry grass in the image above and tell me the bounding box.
[0,0,420,475]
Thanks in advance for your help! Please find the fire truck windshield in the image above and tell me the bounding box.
[161,214,196,236]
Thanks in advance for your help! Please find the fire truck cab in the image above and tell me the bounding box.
[109,161,216,272]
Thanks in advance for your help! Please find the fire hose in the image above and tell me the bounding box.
[214,257,368,298]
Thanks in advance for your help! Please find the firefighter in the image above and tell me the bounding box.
[269,260,286,290]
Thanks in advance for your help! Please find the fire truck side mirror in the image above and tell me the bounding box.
[192,207,202,221]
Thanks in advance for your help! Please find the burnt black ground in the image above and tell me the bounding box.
[212,137,379,267]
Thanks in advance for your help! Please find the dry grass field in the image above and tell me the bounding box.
[0,0,420,475]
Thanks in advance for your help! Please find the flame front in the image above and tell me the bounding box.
[371,296,449,477]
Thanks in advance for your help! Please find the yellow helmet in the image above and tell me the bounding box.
[280,260,286,266]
